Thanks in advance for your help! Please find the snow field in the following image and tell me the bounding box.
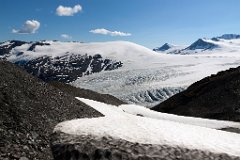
[55,98,240,157]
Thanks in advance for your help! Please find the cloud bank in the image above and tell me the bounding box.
[12,20,40,34]
[61,34,72,39]
[56,4,82,16]
[90,28,131,36]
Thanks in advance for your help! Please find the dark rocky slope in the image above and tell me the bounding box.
[49,81,125,106]
[0,61,102,159]
[152,67,240,122]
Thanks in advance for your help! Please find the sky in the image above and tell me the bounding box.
[1,0,240,48]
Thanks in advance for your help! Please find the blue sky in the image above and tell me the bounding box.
[1,0,240,48]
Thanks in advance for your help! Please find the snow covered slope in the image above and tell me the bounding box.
[72,52,240,107]
[54,98,240,157]
[2,37,240,107]
[153,43,186,54]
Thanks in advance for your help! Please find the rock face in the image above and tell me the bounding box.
[0,61,102,159]
[49,82,125,106]
[51,132,240,160]
[18,54,122,83]
[152,67,240,122]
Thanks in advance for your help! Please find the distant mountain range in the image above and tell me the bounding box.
[213,34,240,40]
[153,34,240,54]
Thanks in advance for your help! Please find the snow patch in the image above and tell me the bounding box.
[55,98,240,157]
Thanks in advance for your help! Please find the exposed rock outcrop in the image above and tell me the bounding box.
[19,54,122,83]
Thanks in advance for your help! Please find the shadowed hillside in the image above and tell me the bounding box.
[152,67,240,122]
[0,60,102,159]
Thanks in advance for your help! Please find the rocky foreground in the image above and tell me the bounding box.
[0,61,103,159]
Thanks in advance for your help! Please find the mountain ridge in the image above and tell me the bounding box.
[153,34,240,54]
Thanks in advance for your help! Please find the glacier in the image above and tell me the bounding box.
[2,38,240,107]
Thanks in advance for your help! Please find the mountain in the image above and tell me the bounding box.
[213,34,240,40]
[0,40,123,83]
[155,34,240,55]
[184,38,218,51]
[153,43,185,54]
[1,39,240,107]
[0,60,102,159]
[0,40,27,56]
[152,66,240,122]
[153,38,219,55]
[153,43,173,51]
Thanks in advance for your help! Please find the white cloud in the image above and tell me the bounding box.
[61,34,72,39]
[90,28,131,36]
[12,20,40,34]
[56,4,82,16]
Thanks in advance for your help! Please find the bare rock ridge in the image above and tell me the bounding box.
[0,60,103,159]
[20,54,123,83]
[152,66,240,122]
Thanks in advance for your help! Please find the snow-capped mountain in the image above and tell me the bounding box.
[154,34,240,55]
[1,36,240,107]
[213,34,240,40]
[153,43,173,51]
[0,40,27,56]
[184,38,218,50]
[153,43,186,54]
[0,40,123,82]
